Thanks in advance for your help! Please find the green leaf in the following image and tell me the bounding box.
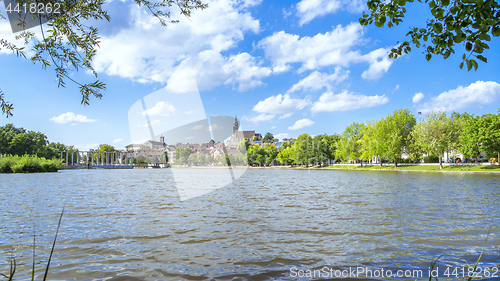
[476,55,487,63]
[433,22,443,33]
[454,34,465,43]
[426,53,432,61]
[467,59,472,71]
[492,26,500,37]
[473,43,484,53]
[478,32,491,41]
[471,59,478,70]
[460,62,464,69]
[375,15,386,27]
[465,42,473,51]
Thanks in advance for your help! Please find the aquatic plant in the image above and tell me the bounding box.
[428,229,491,281]
[0,208,64,280]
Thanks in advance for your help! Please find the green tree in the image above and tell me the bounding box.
[206,154,214,165]
[295,133,313,167]
[336,122,365,166]
[237,139,249,155]
[263,145,277,165]
[262,132,276,143]
[411,111,461,169]
[0,124,61,158]
[360,120,383,165]
[188,153,197,165]
[382,108,416,167]
[311,134,335,166]
[97,144,115,152]
[460,111,500,161]
[0,0,208,116]
[95,143,116,163]
[7,131,51,157]
[276,142,297,166]
[360,0,500,70]
[195,153,206,165]
[247,144,266,166]
[175,147,192,164]
[0,124,25,153]
[134,155,148,164]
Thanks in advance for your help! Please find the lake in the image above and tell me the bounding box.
[1,169,499,280]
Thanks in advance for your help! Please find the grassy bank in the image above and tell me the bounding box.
[320,164,500,172]
[0,155,64,173]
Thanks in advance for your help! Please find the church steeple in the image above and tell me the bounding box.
[233,115,239,134]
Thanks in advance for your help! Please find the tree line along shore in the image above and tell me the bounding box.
[234,109,499,170]
[1,108,499,173]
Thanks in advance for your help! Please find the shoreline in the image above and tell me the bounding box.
[165,164,500,174]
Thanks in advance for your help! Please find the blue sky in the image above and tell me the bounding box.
[1,0,499,150]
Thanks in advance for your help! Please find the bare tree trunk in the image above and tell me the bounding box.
[379,156,382,167]
[395,158,398,168]
[360,159,363,167]
[439,156,443,170]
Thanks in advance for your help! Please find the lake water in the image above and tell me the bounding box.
[1,169,499,280]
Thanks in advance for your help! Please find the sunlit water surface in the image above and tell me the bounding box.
[1,169,499,280]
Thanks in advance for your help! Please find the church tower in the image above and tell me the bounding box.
[233,115,239,134]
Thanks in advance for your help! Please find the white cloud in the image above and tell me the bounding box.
[166,51,271,92]
[288,118,314,130]
[287,67,349,93]
[361,48,394,80]
[279,112,294,119]
[191,125,205,130]
[74,143,100,151]
[252,94,310,117]
[412,92,424,103]
[259,23,362,72]
[296,0,364,25]
[113,138,124,143]
[243,114,275,123]
[50,112,97,125]
[274,133,290,141]
[146,120,161,127]
[418,81,500,112]
[258,24,394,79]
[393,84,400,93]
[209,124,224,131]
[311,91,389,113]
[297,0,341,25]
[93,0,268,91]
[143,101,176,117]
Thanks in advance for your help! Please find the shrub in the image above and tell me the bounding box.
[20,155,43,172]
[424,155,440,163]
[0,154,63,173]
[11,162,24,173]
[0,155,15,173]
